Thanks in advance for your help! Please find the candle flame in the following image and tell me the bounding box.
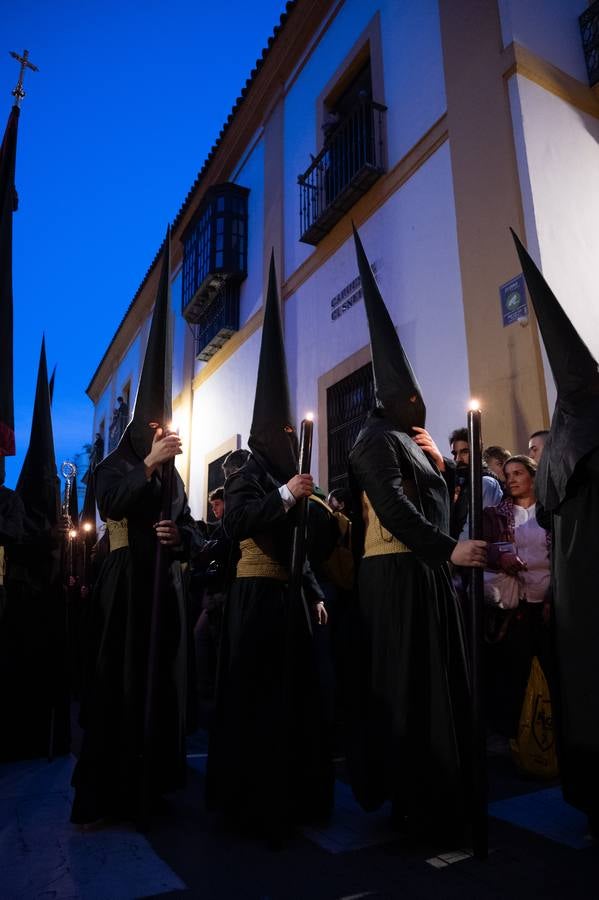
[69,529,78,539]
[305,411,314,422]
[468,399,481,412]
[82,522,93,532]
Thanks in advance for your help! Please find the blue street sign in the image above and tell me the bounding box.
[500,273,528,327]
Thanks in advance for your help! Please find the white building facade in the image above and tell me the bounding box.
[87,0,599,520]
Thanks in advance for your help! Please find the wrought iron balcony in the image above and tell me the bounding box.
[580,1,599,88]
[298,98,387,245]
[194,281,240,362]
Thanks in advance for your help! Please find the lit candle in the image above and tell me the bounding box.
[82,522,93,585]
[467,401,482,540]
[298,412,314,475]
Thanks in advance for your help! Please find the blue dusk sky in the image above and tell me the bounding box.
[1,0,287,488]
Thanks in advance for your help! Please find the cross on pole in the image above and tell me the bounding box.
[9,49,39,106]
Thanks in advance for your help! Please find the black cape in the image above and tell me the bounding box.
[347,411,470,830]
[206,455,333,832]
[70,439,200,823]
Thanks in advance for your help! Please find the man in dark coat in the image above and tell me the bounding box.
[346,227,486,839]
[512,231,599,837]
[71,230,200,825]
[207,254,332,839]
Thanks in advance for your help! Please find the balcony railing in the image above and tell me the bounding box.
[580,1,599,88]
[298,98,387,245]
[194,281,240,362]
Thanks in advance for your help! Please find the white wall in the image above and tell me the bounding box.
[285,141,470,484]
[498,0,588,81]
[188,328,261,517]
[508,73,599,415]
[283,0,447,278]
[237,138,265,325]
[92,383,113,453]
[115,332,142,409]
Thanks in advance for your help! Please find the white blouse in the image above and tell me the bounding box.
[484,502,550,608]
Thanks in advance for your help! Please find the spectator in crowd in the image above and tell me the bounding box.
[483,445,511,485]
[527,430,549,463]
[449,427,503,541]
[483,455,552,738]
[208,487,224,522]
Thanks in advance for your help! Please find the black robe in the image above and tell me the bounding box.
[70,444,199,824]
[206,456,333,832]
[347,412,470,831]
[547,447,599,817]
[1,490,70,762]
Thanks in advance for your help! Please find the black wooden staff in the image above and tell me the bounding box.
[141,435,175,821]
[467,402,488,859]
[81,522,93,587]
[289,414,314,634]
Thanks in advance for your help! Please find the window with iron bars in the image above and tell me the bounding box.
[327,362,375,491]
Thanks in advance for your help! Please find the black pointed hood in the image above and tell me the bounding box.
[248,251,298,483]
[16,336,59,532]
[353,225,426,431]
[511,229,599,510]
[48,364,56,406]
[114,226,173,463]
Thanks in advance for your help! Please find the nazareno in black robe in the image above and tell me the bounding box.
[1,490,70,762]
[70,437,199,824]
[347,411,470,831]
[206,455,333,833]
[543,447,599,818]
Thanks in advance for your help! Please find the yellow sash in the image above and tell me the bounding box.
[362,492,411,558]
[236,537,288,580]
[107,518,129,551]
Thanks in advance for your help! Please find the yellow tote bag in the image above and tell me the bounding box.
[510,656,559,779]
